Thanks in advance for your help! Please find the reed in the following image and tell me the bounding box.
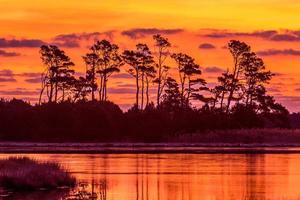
[0,157,76,191]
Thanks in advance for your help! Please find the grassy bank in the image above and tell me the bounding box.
[0,157,75,191]
[169,128,300,145]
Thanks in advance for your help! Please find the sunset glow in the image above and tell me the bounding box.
[1,0,300,111]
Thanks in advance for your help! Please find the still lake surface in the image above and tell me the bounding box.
[1,153,300,200]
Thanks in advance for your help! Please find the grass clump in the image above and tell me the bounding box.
[0,157,76,191]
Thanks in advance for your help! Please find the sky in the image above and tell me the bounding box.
[1,0,300,111]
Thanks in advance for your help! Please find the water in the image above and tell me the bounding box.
[1,153,300,200]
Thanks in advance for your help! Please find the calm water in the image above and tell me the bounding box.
[1,153,300,200]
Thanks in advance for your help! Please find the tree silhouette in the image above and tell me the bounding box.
[39,45,75,104]
[240,52,273,106]
[153,34,171,106]
[72,76,91,102]
[137,44,155,109]
[144,65,156,107]
[226,40,250,113]
[123,43,154,109]
[171,53,203,107]
[83,52,98,101]
[160,77,181,110]
[88,40,123,101]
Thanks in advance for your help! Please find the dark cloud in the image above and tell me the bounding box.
[270,34,300,42]
[0,69,14,77]
[0,49,20,57]
[202,29,300,42]
[0,38,45,48]
[0,78,16,82]
[0,70,16,82]
[110,73,132,79]
[24,77,41,83]
[198,43,216,49]
[257,49,300,56]
[53,31,115,48]
[116,83,136,87]
[0,70,42,83]
[0,89,39,96]
[204,66,224,73]
[202,30,277,39]
[108,87,156,94]
[16,72,41,78]
[108,87,136,94]
[121,28,184,39]
[267,87,281,93]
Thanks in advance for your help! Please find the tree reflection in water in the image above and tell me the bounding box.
[65,179,107,200]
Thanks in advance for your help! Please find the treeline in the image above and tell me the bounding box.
[0,35,291,141]
[38,36,286,114]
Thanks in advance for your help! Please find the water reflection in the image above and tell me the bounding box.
[2,189,69,200]
[0,153,299,200]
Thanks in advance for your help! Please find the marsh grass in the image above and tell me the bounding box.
[170,128,300,145]
[0,157,76,191]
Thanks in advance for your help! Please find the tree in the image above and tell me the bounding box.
[71,76,91,102]
[240,52,273,106]
[153,34,171,106]
[144,66,156,107]
[213,70,236,110]
[226,40,250,113]
[160,77,181,110]
[123,43,154,109]
[88,40,123,101]
[137,44,155,109]
[83,52,98,101]
[171,53,203,107]
[39,45,75,104]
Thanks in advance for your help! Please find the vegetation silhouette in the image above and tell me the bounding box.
[0,36,293,142]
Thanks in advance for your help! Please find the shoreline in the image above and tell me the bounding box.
[1,142,300,154]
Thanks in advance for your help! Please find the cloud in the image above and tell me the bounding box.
[0,69,16,82]
[0,69,14,77]
[110,73,132,79]
[53,31,115,48]
[202,29,300,42]
[121,28,184,39]
[0,78,16,82]
[270,34,300,42]
[0,89,39,96]
[24,77,41,83]
[257,49,300,56]
[202,30,277,39]
[16,72,41,78]
[204,66,224,73]
[108,87,136,94]
[0,70,42,83]
[116,83,136,87]
[0,49,20,57]
[108,87,156,94]
[0,38,45,48]
[198,43,216,49]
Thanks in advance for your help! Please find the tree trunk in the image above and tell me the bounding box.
[54,82,58,103]
[99,76,103,101]
[91,66,95,101]
[146,77,149,107]
[226,57,238,113]
[141,73,144,110]
[135,68,139,109]
[49,83,53,103]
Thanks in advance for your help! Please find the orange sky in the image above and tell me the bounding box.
[1,0,300,111]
